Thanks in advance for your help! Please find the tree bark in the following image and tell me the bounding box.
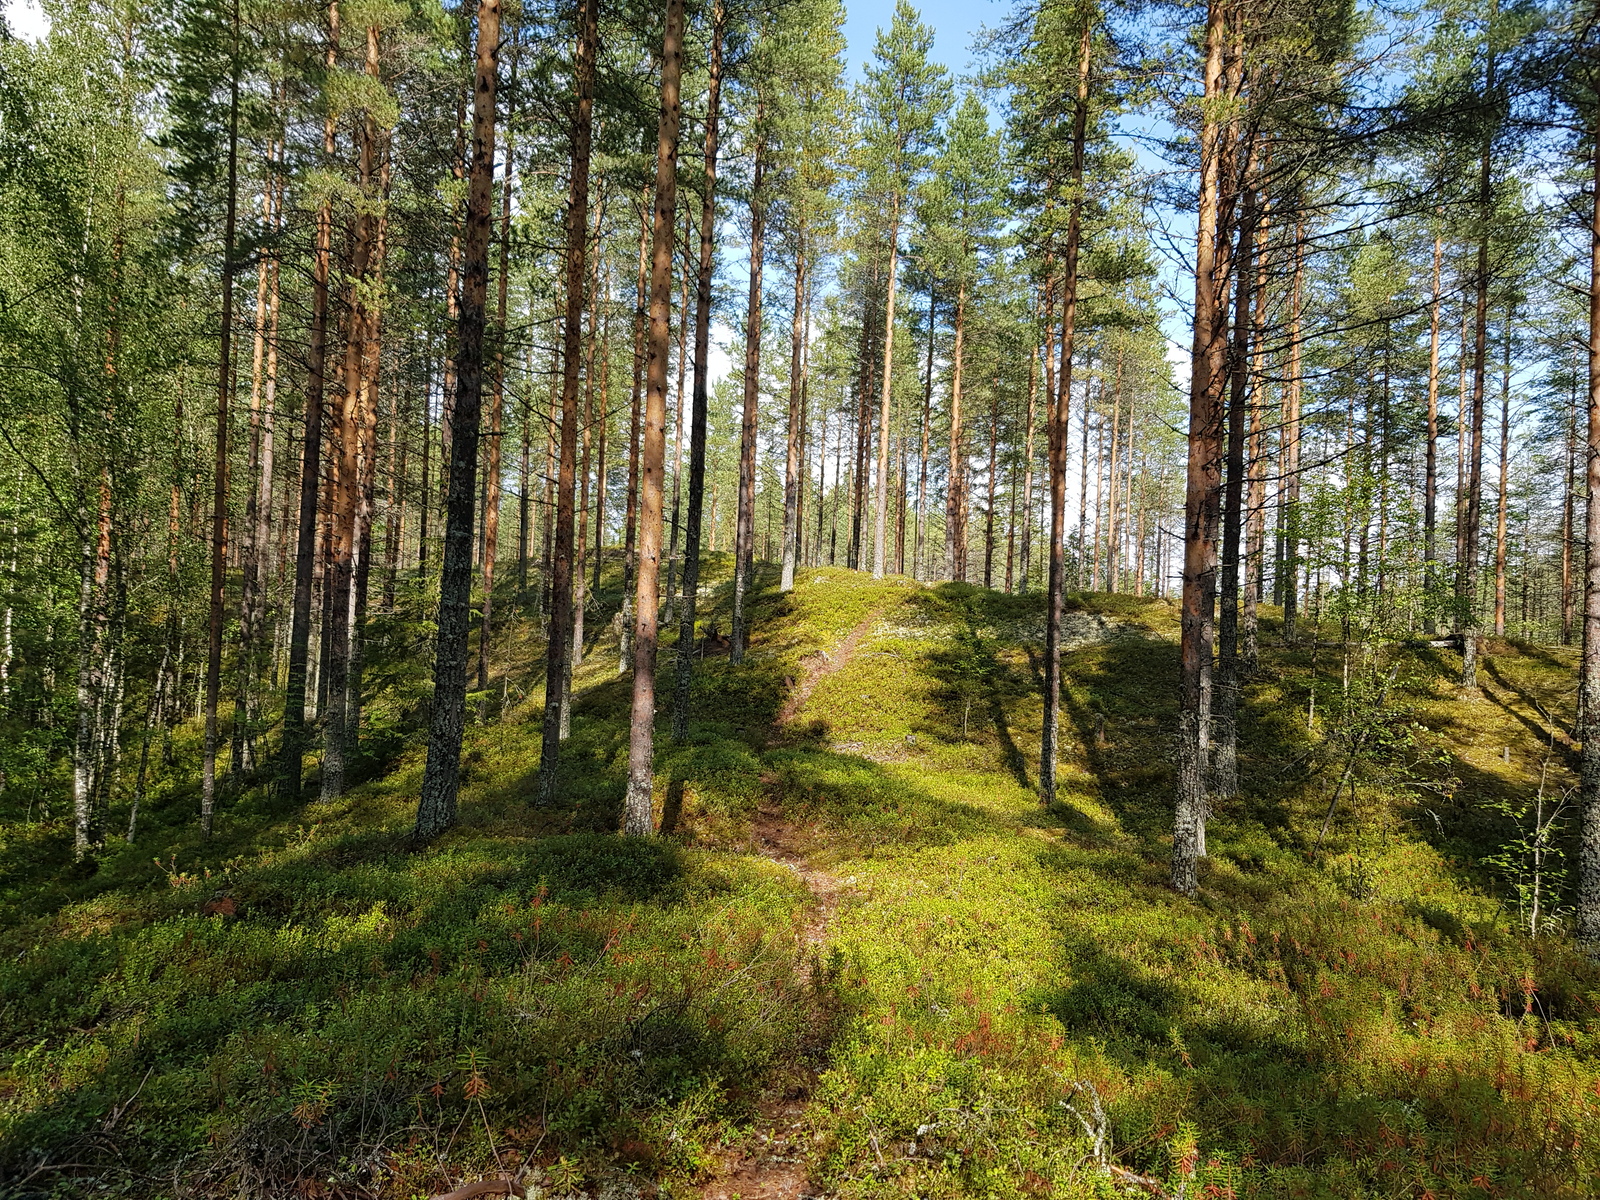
[347,256,384,749]
[1494,303,1511,638]
[620,196,650,670]
[535,0,595,802]
[1018,332,1038,593]
[1090,380,1106,589]
[414,0,499,839]
[321,23,384,803]
[848,280,877,570]
[1460,84,1494,686]
[570,195,604,700]
[479,99,516,692]
[623,0,684,834]
[72,477,113,857]
[1076,346,1094,587]
[670,1,722,736]
[593,287,610,596]
[387,374,409,605]
[945,279,967,582]
[419,342,433,573]
[983,386,998,587]
[1105,348,1124,591]
[1565,379,1578,645]
[1005,431,1018,593]
[664,214,691,627]
[1576,113,1600,955]
[540,368,558,618]
[872,197,901,580]
[236,159,275,777]
[440,91,466,523]
[1214,174,1255,804]
[201,0,241,840]
[1281,215,1305,644]
[816,403,829,568]
[781,241,807,591]
[1173,0,1229,893]
[516,338,529,597]
[280,20,335,796]
[731,127,764,662]
[798,292,812,568]
[1040,19,1091,809]
[913,288,934,581]
[1423,230,1442,635]
[1242,200,1269,661]
[1030,274,1054,594]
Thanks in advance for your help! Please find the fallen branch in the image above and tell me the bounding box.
[1062,1080,1181,1199]
[429,1167,528,1200]
[1060,1079,1109,1171]
[1110,1163,1177,1197]
[12,1162,97,1188]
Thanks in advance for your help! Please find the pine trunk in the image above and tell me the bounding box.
[419,345,432,572]
[1076,347,1094,587]
[1215,176,1254,805]
[1173,0,1228,894]
[1460,111,1494,686]
[620,198,650,670]
[670,1,723,738]
[731,133,764,662]
[201,0,240,839]
[945,279,966,582]
[1281,218,1305,644]
[872,198,900,580]
[1242,203,1269,662]
[849,271,877,570]
[1565,386,1578,644]
[516,339,529,597]
[1040,19,1091,810]
[781,243,807,591]
[665,220,691,626]
[1423,232,1442,635]
[983,387,998,588]
[623,0,685,834]
[384,378,407,607]
[534,0,594,803]
[478,114,515,692]
[321,30,383,803]
[235,164,275,777]
[414,0,499,838]
[1576,113,1600,954]
[571,201,603,692]
[914,289,934,581]
[1494,305,1511,638]
[593,298,610,595]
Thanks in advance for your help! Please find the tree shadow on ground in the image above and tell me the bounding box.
[914,587,1036,791]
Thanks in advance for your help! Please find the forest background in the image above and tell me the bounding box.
[3,0,1600,1194]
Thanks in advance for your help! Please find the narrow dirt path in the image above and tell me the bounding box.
[695,608,887,1200]
[751,802,844,950]
[773,607,884,728]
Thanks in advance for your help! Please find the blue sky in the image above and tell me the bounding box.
[840,0,1000,84]
[2,0,47,40]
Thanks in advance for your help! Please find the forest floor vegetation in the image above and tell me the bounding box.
[3,561,1600,1199]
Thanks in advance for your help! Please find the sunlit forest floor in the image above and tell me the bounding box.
[4,559,1600,1199]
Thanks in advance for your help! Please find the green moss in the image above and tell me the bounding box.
[5,572,1600,1197]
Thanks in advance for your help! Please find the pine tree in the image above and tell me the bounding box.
[857,0,947,580]
[623,0,686,836]
[414,0,500,840]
